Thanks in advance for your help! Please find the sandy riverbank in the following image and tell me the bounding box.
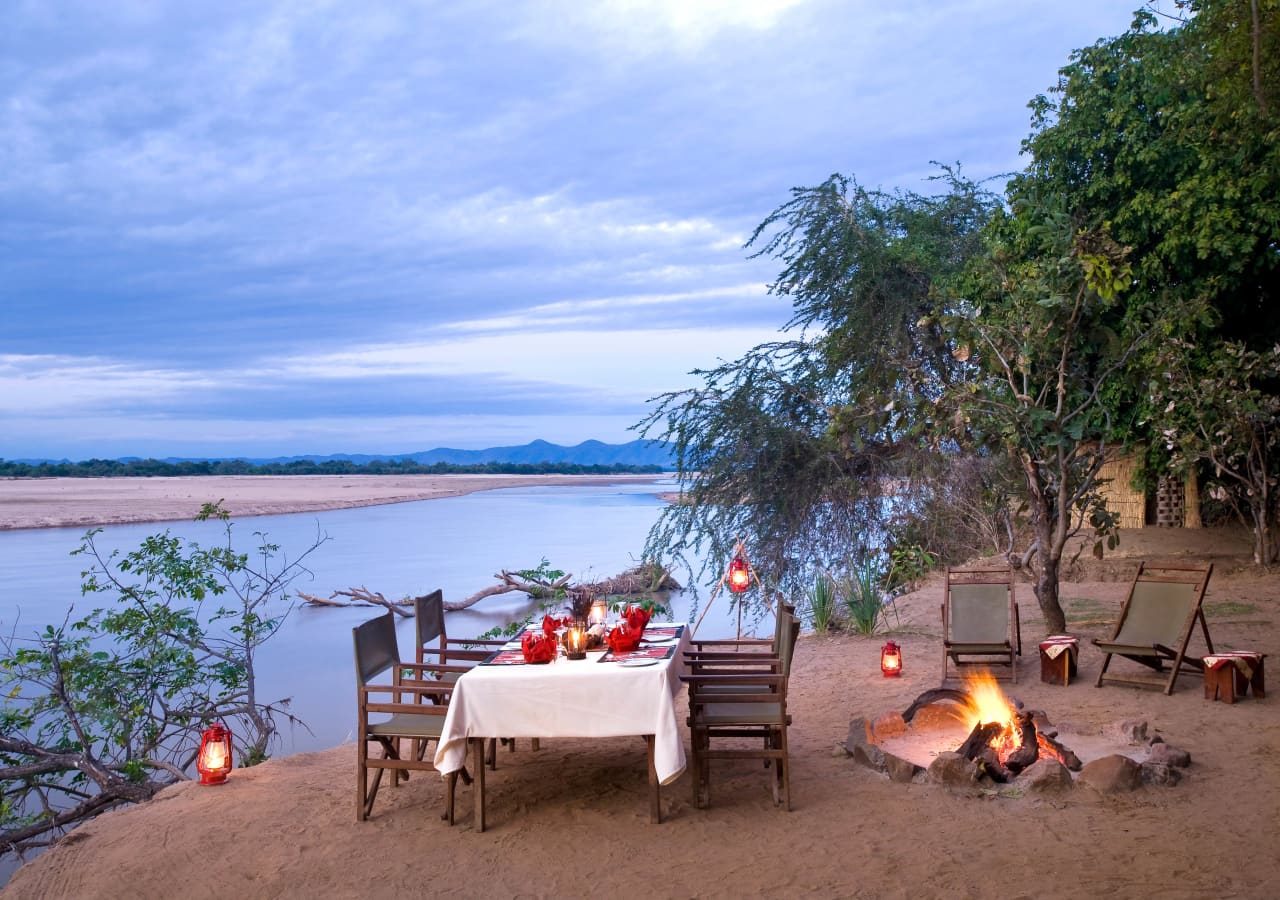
[0,474,667,531]
[3,526,1276,899]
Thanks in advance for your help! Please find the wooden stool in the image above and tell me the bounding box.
[1038,637,1078,686]
[1203,653,1266,704]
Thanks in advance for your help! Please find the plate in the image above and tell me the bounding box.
[617,658,660,667]
[641,636,676,645]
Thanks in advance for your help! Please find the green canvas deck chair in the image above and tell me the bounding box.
[1092,562,1214,695]
[942,566,1021,683]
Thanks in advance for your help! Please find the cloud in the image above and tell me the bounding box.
[2,0,1144,457]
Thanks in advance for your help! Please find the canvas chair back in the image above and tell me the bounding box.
[948,582,1011,644]
[779,613,801,677]
[353,612,400,688]
[415,589,446,649]
[1112,578,1198,646]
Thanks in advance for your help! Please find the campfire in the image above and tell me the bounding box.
[945,672,1081,782]
[846,670,1190,793]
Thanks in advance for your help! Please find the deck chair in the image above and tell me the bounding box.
[1092,562,1214,695]
[683,612,801,810]
[683,602,797,669]
[942,566,1021,683]
[354,611,474,824]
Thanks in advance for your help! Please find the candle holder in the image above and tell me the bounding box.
[564,623,588,660]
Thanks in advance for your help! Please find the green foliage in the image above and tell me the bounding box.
[840,558,885,636]
[1019,2,1280,349]
[639,171,999,603]
[806,572,838,634]
[884,544,937,595]
[1,507,318,857]
[1147,339,1280,563]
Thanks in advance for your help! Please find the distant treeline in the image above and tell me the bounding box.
[0,458,665,478]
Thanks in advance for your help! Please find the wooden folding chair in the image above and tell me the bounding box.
[354,612,473,824]
[942,566,1021,683]
[684,612,800,811]
[1092,562,1214,695]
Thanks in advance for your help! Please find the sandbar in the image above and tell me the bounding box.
[0,474,666,531]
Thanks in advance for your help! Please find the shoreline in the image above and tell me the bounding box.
[0,473,668,532]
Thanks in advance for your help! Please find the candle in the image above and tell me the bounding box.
[588,599,607,627]
[565,624,588,660]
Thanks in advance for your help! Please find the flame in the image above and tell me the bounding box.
[959,670,1068,767]
[961,671,1022,761]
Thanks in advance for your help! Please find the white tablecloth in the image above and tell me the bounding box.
[434,626,691,784]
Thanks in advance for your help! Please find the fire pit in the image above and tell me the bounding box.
[844,672,1192,792]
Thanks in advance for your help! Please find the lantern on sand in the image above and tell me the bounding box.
[880,641,903,678]
[197,723,234,785]
[727,553,751,594]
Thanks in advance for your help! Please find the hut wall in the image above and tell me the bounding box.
[1098,454,1147,529]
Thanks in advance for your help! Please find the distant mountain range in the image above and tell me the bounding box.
[14,439,676,470]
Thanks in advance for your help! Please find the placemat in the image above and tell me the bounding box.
[599,644,677,663]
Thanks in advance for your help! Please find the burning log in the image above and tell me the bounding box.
[1039,732,1083,772]
[974,747,1012,783]
[956,722,1003,760]
[1003,713,1039,775]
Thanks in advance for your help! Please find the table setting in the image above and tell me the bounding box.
[434,602,694,826]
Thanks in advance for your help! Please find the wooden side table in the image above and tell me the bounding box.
[1203,652,1267,704]
[1038,636,1079,686]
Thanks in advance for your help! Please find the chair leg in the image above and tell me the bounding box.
[357,738,368,822]
[779,726,791,812]
[486,737,498,770]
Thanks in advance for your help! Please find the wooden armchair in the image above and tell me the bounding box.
[354,611,474,824]
[683,612,800,810]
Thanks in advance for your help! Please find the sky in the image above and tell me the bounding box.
[2,0,1144,460]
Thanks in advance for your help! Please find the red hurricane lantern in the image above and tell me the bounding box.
[727,553,751,594]
[880,641,902,677]
[197,722,234,785]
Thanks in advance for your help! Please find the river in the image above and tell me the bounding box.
[0,480,751,756]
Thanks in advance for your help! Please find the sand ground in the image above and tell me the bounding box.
[0,474,665,531]
[2,511,1277,898]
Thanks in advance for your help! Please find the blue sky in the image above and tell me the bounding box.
[2,0,1142,460]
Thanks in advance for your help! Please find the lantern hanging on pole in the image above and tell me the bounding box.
[727,553,751,594]
[880,641,902,677]
[197,722,234,785]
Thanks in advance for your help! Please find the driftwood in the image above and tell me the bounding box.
[297,588,418,617]
[901,688,971,724]
[301,563,679,616]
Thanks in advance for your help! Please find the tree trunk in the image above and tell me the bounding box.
[1036,552,1066,634]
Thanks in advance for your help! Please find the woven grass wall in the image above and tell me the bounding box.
[1098,453,1147,529]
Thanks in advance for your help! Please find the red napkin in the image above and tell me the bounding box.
[607,622,644,654]
[623,605,652,631]
[521,631,558,663]
[541,614,567,637]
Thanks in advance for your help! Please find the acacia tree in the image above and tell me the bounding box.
[1,504,319,859]
[639,172,1000,599]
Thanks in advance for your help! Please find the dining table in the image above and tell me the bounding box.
[433,622,692,830]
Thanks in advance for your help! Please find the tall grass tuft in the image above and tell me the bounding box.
[842,558,884,636]
[807,571,838,634]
